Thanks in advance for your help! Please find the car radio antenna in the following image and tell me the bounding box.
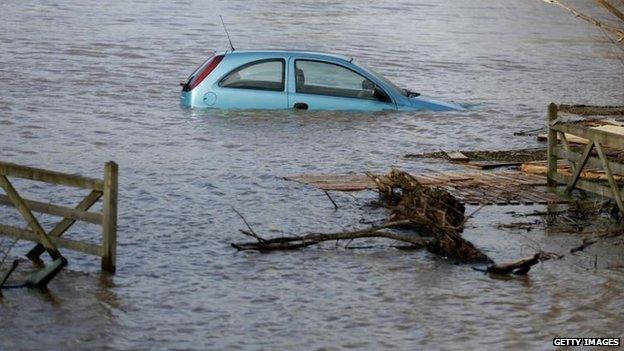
[219,15,235,51]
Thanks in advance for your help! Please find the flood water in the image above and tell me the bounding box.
[1,0,624,350]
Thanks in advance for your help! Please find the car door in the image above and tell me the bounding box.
[287,58,397,111]
[212,58,288,109]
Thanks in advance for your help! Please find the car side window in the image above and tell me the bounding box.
[295,60,390,102]
[220,59,285,91]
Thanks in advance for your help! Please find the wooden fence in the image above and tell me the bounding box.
[546,103,624,213]
[0,161,118,273]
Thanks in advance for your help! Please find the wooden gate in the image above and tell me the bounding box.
[0,161,118,273]
[546,103,624,213]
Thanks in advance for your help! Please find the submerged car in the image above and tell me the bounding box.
[181,50,464,111]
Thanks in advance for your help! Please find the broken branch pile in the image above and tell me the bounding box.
[232,169,491,263]
[367,169,489,262]
[231,220,430,251]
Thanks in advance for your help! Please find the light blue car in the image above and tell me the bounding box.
[181,50,464,111]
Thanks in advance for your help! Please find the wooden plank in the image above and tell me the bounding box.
[445,151,469,162]
[494,172,547,186]
[0,224,101,256]
[541,187,573,204]
[558,104,624,116]
[465,161,522,169]
[417,173,447,183]
[476,179,521,204]
[554,147,624,176]
[27,190,102,260]
[0,161,104,191]
[541,125,624,146]
[515,189,538,205]
[552,173,615,199]
[552,122,624,150]
[465,181,507,204]
[414,174,448,185]
[283,170,572,206]
[445,186,482,204]
[537,132,588,144]
[559,132,577,174]
[0,175,62,260]
[565,142,594,194]
[521,188,558,204]
[320,184,371,191]
[488,173,533,187]
[488,179,547,203]
[521,160,623,181]
[595,142,624,213]
[519,172,549,182]
[0,194,102,224]
[547,103,559,187]
[445,174,476,182]
[483,173,523,185]
[284,175,375,191]
[446,176,477,182]
[101,162,118,273]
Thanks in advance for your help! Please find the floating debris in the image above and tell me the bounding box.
[405,147,549,163]
[235,169,492,263]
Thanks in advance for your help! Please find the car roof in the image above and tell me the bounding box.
[217,49,352,63]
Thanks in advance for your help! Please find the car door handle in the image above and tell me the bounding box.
[293,102,308,110]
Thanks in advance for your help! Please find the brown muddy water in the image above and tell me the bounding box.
[1,1,624,350]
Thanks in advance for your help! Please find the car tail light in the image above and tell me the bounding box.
[183,54,224,91]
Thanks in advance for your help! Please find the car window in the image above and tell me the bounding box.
[220,59,285,91]
[295,60,390,102]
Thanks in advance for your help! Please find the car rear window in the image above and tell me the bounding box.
[219,59,285,91]
[183,54,224,91]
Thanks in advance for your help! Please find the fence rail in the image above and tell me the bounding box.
[0,161,118,273]
[546,103,624,213]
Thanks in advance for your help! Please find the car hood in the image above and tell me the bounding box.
[407,95,466,112]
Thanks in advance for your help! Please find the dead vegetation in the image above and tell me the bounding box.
[542,0,624,70]
[233,170,491,263]
[235,167,624,276]
[502,201,624,267]
[542,0,624,45]
[366,169,489,262]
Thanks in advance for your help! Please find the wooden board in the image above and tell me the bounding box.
[538,124,624,148]
[445,151,469,162]
[464,161,522,170]
[284,170,569,206]
[521,160,624,181]
[558,105,624,116]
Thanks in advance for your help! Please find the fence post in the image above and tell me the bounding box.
[547,103,558,188]
[101,161,118,273]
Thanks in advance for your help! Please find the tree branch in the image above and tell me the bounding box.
[543,0,624,41]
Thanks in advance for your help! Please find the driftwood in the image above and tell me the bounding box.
[570,238,599,253]
[233,169,491,263]
[0,260,18,296]
[485,253,541,275]
[231,220,430,251]
[542,0,624,42]
[233,167,624,275]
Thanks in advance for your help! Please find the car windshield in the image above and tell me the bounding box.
[355,62,407,97]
